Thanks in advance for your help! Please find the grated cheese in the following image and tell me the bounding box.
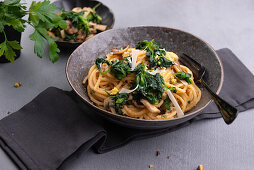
[166,89,184,118]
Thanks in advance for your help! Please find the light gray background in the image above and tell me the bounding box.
[0,0,254,169]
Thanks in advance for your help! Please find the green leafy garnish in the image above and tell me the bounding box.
[92,3,101,11]
[136,40,174,69]
[107,92,129,115]
[0,0,67,63]
[168,86,177,93]
[131,63,167,104]
[86,3,102,23]
[163,96,171,110]
[174,71,193,84]
[95,58,112,74]
[86,11,102,23]
[109,58,131,80]
[95,57,132,79]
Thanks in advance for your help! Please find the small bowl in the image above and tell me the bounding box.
[53,0,115,50]
[66,26,224,130]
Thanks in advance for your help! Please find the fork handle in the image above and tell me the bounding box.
[200,79,238,124]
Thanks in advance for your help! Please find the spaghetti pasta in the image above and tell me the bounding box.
[83,40,201,120]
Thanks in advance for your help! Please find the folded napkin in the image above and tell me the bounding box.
[0,48,253,170]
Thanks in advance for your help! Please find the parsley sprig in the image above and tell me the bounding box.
[0,0,67,63]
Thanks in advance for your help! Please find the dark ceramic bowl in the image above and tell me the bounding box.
[66,26,224,130]
[53,0,115,50]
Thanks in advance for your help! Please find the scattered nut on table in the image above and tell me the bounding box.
[149,164,154,168]
[14,82,22,88]
[198,164,204,170]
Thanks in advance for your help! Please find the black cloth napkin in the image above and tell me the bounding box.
[0,48,254,170]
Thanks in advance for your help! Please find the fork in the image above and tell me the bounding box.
[179,53,238,124]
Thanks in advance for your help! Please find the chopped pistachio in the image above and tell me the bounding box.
[14,82,22,88]
[198,165,204,170]
[149,164,154,168]
[171,78,177,85]
[110,87,119,95]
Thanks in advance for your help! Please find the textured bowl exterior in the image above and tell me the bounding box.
[53,0,115,50]
[66,26,224,129]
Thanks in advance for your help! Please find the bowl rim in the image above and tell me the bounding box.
[53,0,115,44]
[66,26,224,122]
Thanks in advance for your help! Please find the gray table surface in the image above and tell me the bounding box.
[1,0,254,169]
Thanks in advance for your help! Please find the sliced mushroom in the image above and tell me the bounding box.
[47,31,56,38]
[86,34,95,40]
[66,20,72,28]
[140,99,160,113]
[77,32,86,41]
[60,30,65,39]
[77,30,83,35]
[128,94,133,100]
[94,24,107,31]
[104,97,111,109]
[76,39,83,43]
[65,28,73,35]
[110,107,116,114]
[65,26,78,35]
[111,45,130,55]
[162,91,167,100]
[132,100,145,108]
[90,28,97,34]
[88,22,96,27]
[71,26,78,34]
[72,7,82,13]
[83,12,89,17]
[83,7,93,13]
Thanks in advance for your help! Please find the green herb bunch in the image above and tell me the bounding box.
[95,57,132,80]
[0,0,67,63]
[174,71,193,84]
[106,92,129,115]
